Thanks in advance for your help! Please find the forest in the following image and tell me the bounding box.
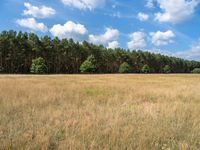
[0,30,200,74]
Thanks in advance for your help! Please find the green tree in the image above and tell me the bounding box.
[163,65,172,73]
[141,64,150,73]
[191,68,200,73]
[30,57,47,74]
[119,62,130,73]
[80,55,97,73]
[1,30,200,74]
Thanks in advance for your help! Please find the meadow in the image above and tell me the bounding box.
[0,74,200,150]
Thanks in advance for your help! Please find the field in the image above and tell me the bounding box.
[0,75,200,150]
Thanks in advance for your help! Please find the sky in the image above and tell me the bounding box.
[1,0,200,60]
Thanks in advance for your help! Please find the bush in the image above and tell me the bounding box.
[30,57,47,74]
[163,65,172,73]
[119,62,130,73]
[141,64,150,73]
[191,68,200,73]
[80,55,97,73]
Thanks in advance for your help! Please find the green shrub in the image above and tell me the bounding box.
[191,68,200,73]
[141,64,150,73]
[119,62,130,73]
[30,57,47,74]
[163,65,172,73]
[80,55,97,73]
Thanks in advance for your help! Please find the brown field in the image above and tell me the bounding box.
[0,74,200,150]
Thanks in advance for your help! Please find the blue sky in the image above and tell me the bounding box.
[1,0,200,60]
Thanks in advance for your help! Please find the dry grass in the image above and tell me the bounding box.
[0,74,200,150]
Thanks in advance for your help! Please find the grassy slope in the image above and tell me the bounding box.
[0,75,200,150]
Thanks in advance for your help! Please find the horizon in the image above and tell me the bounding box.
[1,0,200,60]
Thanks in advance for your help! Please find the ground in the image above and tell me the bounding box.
[0,74,200,150]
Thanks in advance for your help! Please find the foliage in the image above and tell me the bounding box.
[80,55,97,73]
[191,68,200,73]
[30,57,47,74]
[163,65,172,73]
[141,64,151,73]
[119,62,130,73]
[0,30,200,74]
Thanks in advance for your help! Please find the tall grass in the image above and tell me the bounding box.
[0,75,200,150]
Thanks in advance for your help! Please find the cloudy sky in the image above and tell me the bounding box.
[1,0,200,60]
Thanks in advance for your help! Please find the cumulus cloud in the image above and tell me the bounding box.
[127,32,146,50]
[89,28,119,47]
[107,41,119,49]
[176,39,200,60]
[146,0,154,8]
[50,21,88,41]
[50,21,120,46]
[23,2,56,18]
[155,0,199,23]
[150,30,175,46]
[16,18,48,32]
[137,12,149,21]
[61,0,105,10]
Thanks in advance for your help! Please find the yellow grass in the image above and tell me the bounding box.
[0,74,200,150]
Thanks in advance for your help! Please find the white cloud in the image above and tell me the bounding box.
[16,18,48,32]
[50,21,88,41]
[127,32,146,50]
[155,0,199,23]
[137,12,149,21]
[109,12,134,19]
[107,41,119,49]
[61,0,105,10]
[111,12,122,18]
[150,30,175,46]
[146,0,154,8]
[89,28,119,46]
[50,22,120,46]
[23,2,56,18]
[176,39,200,60]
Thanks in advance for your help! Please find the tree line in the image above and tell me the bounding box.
[0,30,200,74]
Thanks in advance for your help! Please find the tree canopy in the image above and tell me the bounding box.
[141,64,151,73]
[163,65,172,74]
[191,68,200,73]
[30,57,47,74]
[119,62,130,73]
[0,30,200,74]
[80,55,97,73]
